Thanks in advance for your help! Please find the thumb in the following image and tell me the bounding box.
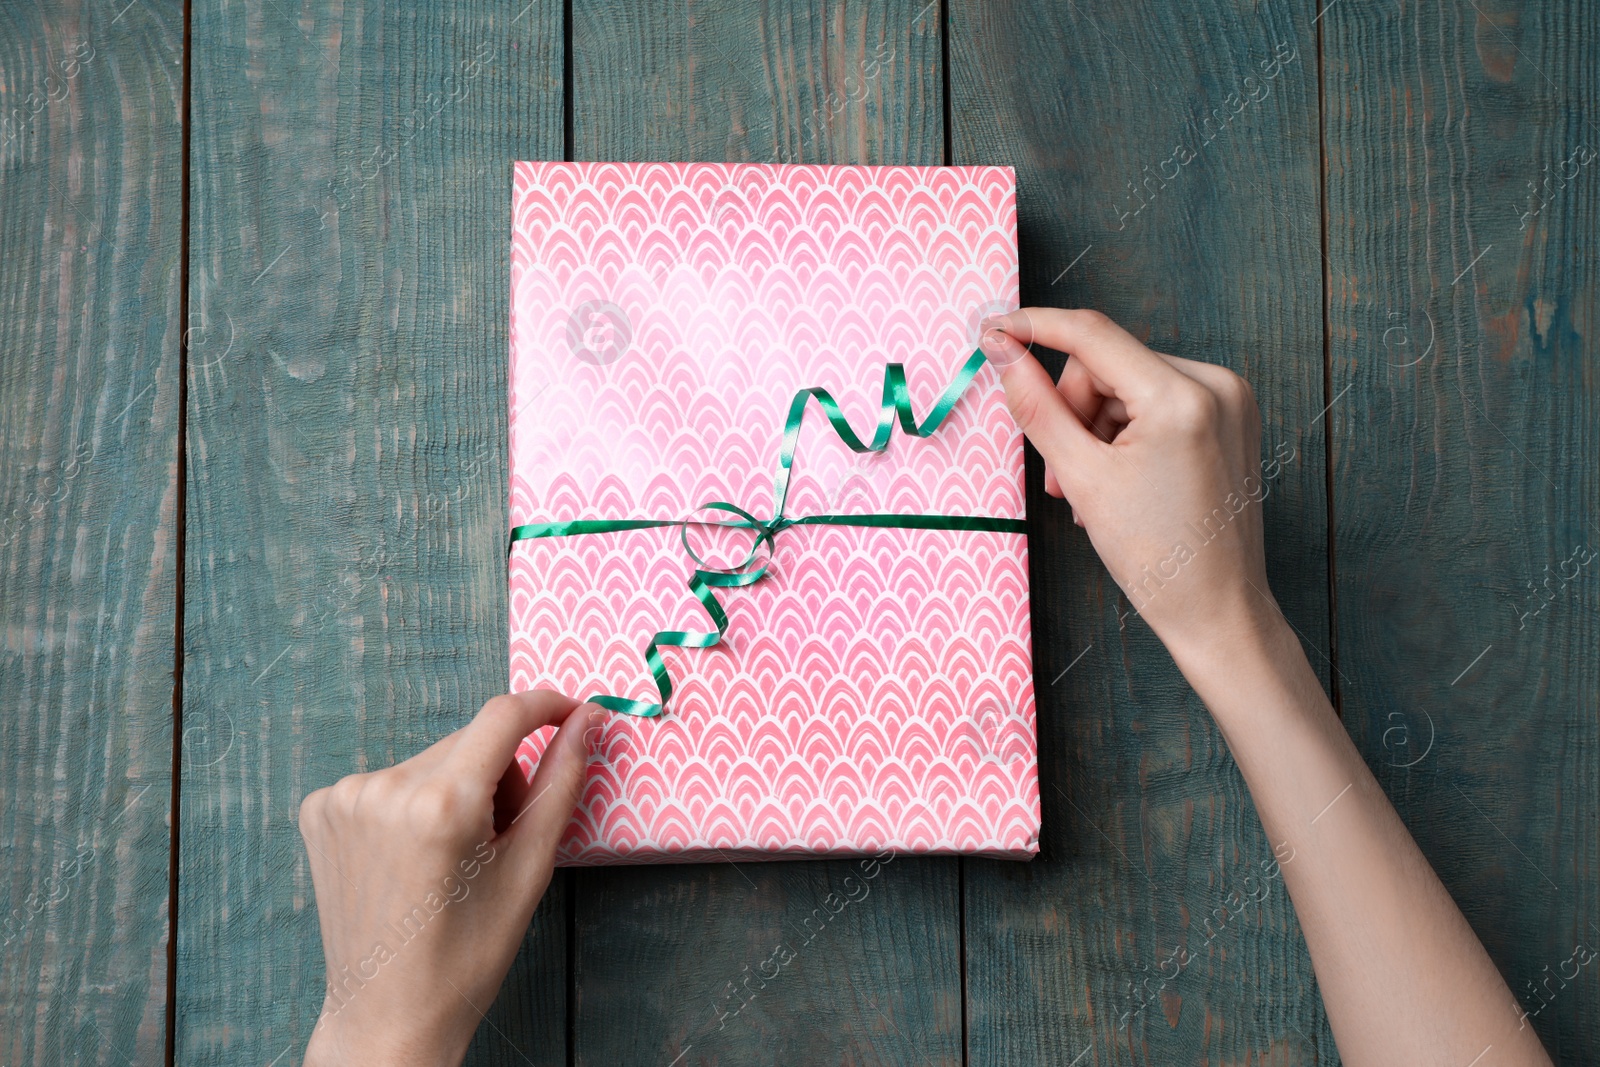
[979,319,1101,491]
[502,702,602,871]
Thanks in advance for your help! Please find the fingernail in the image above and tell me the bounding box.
[585,704,607,728]
[979,312,1012,333]
[979,328,1024,367]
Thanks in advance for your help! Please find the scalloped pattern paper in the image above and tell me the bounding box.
[509,161,1038,865]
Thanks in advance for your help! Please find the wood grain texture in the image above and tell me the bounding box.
[0,2,181,1064]
[567,2,960,1064]
[1323,1,1599,1062]
[953,1,1335,1062]
[5,3,1589,1062]
[179,1,565,1063]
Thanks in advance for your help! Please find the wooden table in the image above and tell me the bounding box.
[3,2,1595,1063]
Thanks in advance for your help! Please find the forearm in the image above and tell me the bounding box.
[1168,606,1550,1067]
[981,307,1551,1063]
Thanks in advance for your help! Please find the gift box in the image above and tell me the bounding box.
[509,161,1038,864]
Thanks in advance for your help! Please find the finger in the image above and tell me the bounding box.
[447,689,582,784]
[978,327,1103,487]
[502,702,604,867]
[1155,351,1212,384]
[988,308,1173,405]
[1044,467,1063,498]
[493,746,538,836]
[1154,353,1259,447]
[1056,356,1106,435]
[491,708,603,834]
[1058,357,1135,449]
[391,731,463,778]
[1091,405,1123,444]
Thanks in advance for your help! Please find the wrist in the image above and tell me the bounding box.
[1159,585,1282,671]
[1158,587,1317,721]
[305,1003,471,1067]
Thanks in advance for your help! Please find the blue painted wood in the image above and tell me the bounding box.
[1323,2,1599,1061]
[0,2,1590,1063]
[953,1,1336,1063]
[0,3,182,1064]
[179,2,566,1064]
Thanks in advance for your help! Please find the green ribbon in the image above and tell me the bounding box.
[510,348,1026,717]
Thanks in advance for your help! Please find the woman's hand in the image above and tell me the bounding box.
[981,307,1551,1067]
[978,307,1278,665]
[299,691,601,1067]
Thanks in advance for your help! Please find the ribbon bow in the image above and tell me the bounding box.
[510,348,1027,717]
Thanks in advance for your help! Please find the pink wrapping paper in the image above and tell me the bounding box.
[509,161,1038,865]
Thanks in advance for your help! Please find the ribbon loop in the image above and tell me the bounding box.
[678,502,774,575]
[510,349,1025,718]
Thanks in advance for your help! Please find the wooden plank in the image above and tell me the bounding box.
[953,1,1335,1062]
[179,2,565,1063]
[1322,2,1599,1062]
[566,3,962,1065]
[0,3,182,1064]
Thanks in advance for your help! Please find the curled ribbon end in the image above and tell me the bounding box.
[589,694,665,718]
